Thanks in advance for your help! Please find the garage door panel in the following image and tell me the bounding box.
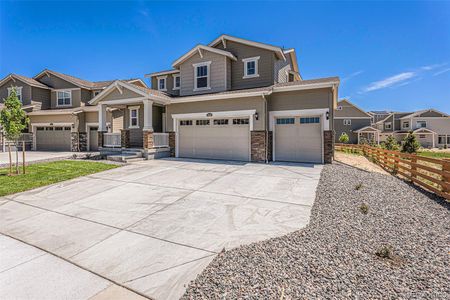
[36,127,71,151]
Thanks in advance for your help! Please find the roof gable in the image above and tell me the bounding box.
[172,45,236,68]
[335,99,371,118]
[34,69,94,89]
[0,74,49,89]
[208,34,286,60]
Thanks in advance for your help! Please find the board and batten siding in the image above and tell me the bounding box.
[179,50,227,96]
[214,40,276,89]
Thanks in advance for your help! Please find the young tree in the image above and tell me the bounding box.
[339,132,350,144]
[0,88,29,174]
[401,132,421,153]
[382,135,400,151]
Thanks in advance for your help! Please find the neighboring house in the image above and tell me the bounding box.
[373,109,450,148]
[0,70,147,152]
[334,99,372,144]
[90,34,339,163]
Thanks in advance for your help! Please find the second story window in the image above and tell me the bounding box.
[416,121,427,128]
[193,61,211,91]
[385,122,392,130]
[402,121,410,129]
[173,75,180,90]
[57,90,72,107]
[7,87,22,102]
[157,76,167,91]
[242,56,260,78]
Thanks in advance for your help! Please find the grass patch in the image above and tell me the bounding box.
[0,160,118,197]
[417,151,450,159]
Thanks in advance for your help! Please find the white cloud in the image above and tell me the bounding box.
[420,63,447,71]
[363,72,416,92]
[433,67,450,76]
[342,70,364,82]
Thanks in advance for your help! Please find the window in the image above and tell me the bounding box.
[57,90,72,106]
[196,119,210,126]
[288,73,295,82]
[385,122,392,130]
[448,136,450,144]
[233,118,249,125]
[343,119,351,126]
[416,121,427,128]
[242,56,260,78]
[402,121,410,129]
[193,62,211,90]
[438,135,445,144]
[213,119,229,125]
[129,107,139,128]
[180,120,192,126]
[93,91,101,97]
[276,118,295,125]
[157,76,167,91]
[336,106,343,110]
[419,135,426,139]
[7,87,22,102]
[173,75,180,90]
[300,117,320,124]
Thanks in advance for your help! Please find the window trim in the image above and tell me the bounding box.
[242,56,260,79]
[416,120,427,128]
[56,90,72,107]
[402,121,410,129]
[157,76,167,91]
[173,75,180,90]
[193,61,211,91]
[385,122,392,130]
[343,119,351,126]
[7,86,23,102]
[128,106,140,129]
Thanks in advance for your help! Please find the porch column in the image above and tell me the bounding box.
[143,99,154,132]
[432,133,435,148]
[98,104,107,132]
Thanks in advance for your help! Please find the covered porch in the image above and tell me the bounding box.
[355,126,380,145]
[89,80,171,157]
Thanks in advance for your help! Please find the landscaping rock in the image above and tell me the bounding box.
[182,163,450,299]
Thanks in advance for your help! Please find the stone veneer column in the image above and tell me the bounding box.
[70,132,79,152]
[97,131,105,148]
[78,132,87,152]
[251,131,268,162]
[121,129,130,148]
[168,132,176,157]
[143,130,154,149]
[323,130,334,163]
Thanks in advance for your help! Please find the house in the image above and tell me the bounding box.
[0,70,147,152]
[334,99,373,144]
[90,34,339,163]
[374,109,450,148]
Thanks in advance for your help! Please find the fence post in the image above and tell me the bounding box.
[410,155,417,182]
[442,161,450,197]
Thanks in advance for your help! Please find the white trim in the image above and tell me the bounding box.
[272,81,339,92]
[172,45,236,68]
[145,69,180,78]
[193,61,211,91]
[128,106,140,129]
[334,117,371,119]
[98,97,148,105]
[401,120,410,130]
[415,120,427,128]
[52,88,80,92]
[208,34,286,60]
[242,56,260,79]
[85,122,99,151]
[7,86,23,102]
[173,74,180,90]
[269,109,329,164]
[385,122,392,130]
[157,76,167,91]
[56,90,72,107]
[171,90,270,103]
[343,119,351,126]
[400,109,449,119]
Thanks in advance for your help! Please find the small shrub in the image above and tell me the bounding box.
[382,135,400,151]
[376,245,394,259]
[359,203,369,214]
[85,153,92,159]
[401,132,421,153]
[71,154,78,159]
[355,183,363,190]
[444,144,448,149]
[339,132,350,144]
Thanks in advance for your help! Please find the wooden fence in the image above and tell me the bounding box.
[335,143,450,201]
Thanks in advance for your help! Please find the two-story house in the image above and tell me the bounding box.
[0,70,146,152]
[334,99,373,144]
[90,34,339,163]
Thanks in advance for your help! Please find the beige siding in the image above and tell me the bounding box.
[166,96,265,131]
[151,74,180,96]
[80,88,93,104]
[0,78,33,106]
[103,88,142,101]
[215,40,275,89]
[179,50,227,96]
[412,117,450,133]
[268,88,334,128]
[112,110,124,133]
[274,55,292,83]
[51,89,81,108]
[29,114,77,124]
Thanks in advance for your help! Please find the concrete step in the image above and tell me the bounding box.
[106,153,140,163]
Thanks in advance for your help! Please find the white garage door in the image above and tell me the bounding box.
[178,118,250,161]
[274,116,322,163]
[36,126,71,151]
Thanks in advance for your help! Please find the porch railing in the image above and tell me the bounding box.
[103,133,121,148]
[153,133,169,148]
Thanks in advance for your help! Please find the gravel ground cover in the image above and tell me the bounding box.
[182,163,450,299]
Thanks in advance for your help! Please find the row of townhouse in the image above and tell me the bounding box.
[0,34,339,164]
[334,99,450,148]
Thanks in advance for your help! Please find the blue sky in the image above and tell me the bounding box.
[0,1,449,112]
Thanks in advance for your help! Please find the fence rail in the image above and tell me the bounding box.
[103,133,121,148]
[153,133,169,148]
[335,143,450,200]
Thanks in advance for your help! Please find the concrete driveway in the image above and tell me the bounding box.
[0,158,322,299]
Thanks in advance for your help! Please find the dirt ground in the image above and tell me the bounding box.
[334,151,389,175]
